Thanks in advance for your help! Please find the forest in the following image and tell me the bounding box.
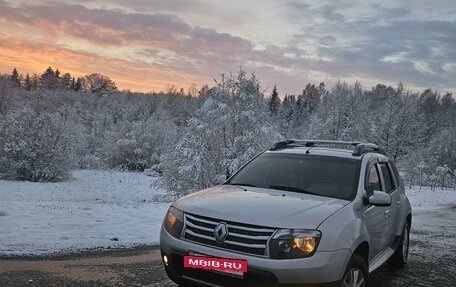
[0,67,455,196]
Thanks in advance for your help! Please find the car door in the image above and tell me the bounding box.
[380,161,402,242]
[363,159,392,261]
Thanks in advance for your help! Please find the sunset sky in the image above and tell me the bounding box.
[0,0,455,95]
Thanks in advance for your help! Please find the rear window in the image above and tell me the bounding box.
[227,153,361,200]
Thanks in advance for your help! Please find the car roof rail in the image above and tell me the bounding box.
[352,143,383,156]
[269,139,384,156]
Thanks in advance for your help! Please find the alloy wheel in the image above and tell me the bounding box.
[342,268,365,287]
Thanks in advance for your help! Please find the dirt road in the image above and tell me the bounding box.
[1,239,455,287]
[0,246,175,287]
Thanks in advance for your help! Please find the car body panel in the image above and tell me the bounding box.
[173,184,349,229]
[317,196,368,252]
[161,225,351,284]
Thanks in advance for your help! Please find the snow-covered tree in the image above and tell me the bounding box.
[23,73,32,91]
[40,67,59,90]
[279,94,296,137]
[31,73,40,90]
[74,78,83,92]
[1,64,453,188]
[60,73,72,90]
[268,85,280,116]
[10,68,21,88]
[369,87,427,162]
[0,74,15,115]
[291,83,326,137]
[103,113,178,171]
[82,73,117,96]
[305,81,356,140]
[0,107,77,181]
[162,70,280,196]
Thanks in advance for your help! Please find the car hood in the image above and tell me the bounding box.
[173,185,349,229]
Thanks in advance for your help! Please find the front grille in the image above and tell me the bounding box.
[183,213,276,256]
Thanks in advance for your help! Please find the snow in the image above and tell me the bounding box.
[0,172,455,256]
[406,185,456,211]
[406,186,456,259]
[0,170,171,256]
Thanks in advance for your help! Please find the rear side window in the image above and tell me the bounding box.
[389,162,402,188]
[379,163,394,193]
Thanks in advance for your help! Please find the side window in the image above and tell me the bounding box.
[389,162,402,188]
[366,164,381,195]
[379,163,394,193]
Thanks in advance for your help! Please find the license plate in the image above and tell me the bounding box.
[184,254,248,277]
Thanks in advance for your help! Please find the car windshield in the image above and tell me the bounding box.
[227,153,361,200]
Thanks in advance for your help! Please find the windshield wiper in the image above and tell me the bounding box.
[228,183,260,188]
[230,183,259,187]
[268,185,318,195]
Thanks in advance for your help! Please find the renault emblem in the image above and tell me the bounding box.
[214,222,228,243]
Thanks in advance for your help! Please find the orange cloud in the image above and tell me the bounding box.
[1,1,453,96]
[0,33,209,92]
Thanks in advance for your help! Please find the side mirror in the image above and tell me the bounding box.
[368,190,392,207]
[215,174,226,185]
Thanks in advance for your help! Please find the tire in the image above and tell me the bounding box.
[389,221,410,268]
[341,254,369,287]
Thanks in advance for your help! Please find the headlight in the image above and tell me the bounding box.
[163,206,184,238]
[269,229,321,259]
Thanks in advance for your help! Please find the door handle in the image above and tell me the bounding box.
[384,210,390,218]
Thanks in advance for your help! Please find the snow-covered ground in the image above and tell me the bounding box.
[406,186,456,259]
[0,170,171,255]
[0,170,455,256]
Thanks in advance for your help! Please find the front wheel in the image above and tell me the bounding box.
[389,221,410,268]
[341,254,369,287]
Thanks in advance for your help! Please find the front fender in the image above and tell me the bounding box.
[317,201,369,253]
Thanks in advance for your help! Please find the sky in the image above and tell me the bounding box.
[0,0,455,95]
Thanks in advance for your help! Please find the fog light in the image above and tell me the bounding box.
[163,255,169,266]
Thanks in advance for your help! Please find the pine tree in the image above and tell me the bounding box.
[41,67,59,90]
[70,77,76,91]
[74,78,83,92]
[24,73,32,91]
[269,85,280,116]
[60,73,72,90]
[10,68,21,88]
[278,94,296,136]
[31,73,40,90]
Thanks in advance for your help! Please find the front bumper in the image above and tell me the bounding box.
[160,227,351,286]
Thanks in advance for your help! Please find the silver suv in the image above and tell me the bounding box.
[160,140,412,287]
